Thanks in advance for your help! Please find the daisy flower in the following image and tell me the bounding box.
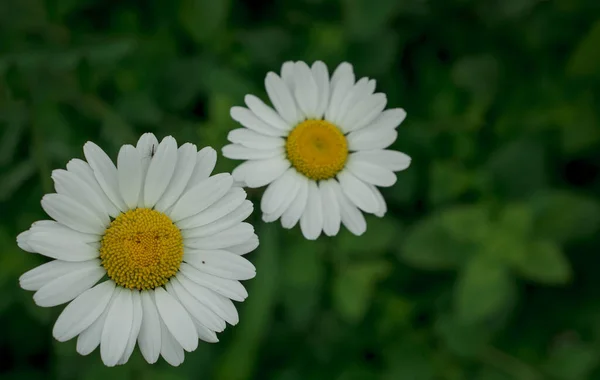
[223,61,411,240]
[17,133,258,367]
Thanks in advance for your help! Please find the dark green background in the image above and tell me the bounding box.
[1,0,600,379]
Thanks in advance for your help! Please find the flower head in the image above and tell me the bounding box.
[223,61,411,239]
[17,133,258,367]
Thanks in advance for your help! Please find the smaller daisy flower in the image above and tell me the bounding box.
[17,133,258,367]
[222,61,411,240]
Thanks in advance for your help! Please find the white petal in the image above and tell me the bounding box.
[227,128,285,150]
[191,318,219,343]
[332,77,371,125]
[177,187,246,230]
[41,194,106,235]
[369,184,387,217]
[346,157,397,187]
[16,230,33,252]
[293,61,319,119]
[20,260,99,291]
[117,290,143,365]
[244,95,291,132]
[101,288,133,367]
[166,290,220,343]
[299,181,323,240]
[347,128,397,151]
[260,168,297,215]
[281,175,309,229]
[53,280,115,342]
[350,150,411,171]
[265,72,301,126]
[331,180,366,236]
[184,249,256,280]
[143,136,178,208]
[226,234,259,256]
[177,274,239,326]
[159,318,185,366]
[230,106,285,137]
[185,223,254,250]
[366,108,407,130]
[117,144,143,209]
[320,180,341,237]
[240,156,290,188]
[136,133,159,156]
[311,61,330,118]
[182,200,253,239]
[340,93,387,133]
[169,173,233,222]
[138,290,161,364]
[326,63,356,122]
[222,144,284,160]
[66,159,120,218]
[136,133,160,208]
[167,278,225,332]
[154,287,198,352]
[337,171,380,213]
[154,143,198,212]
[186,147,217,190]
[281,61,295,90]
[29,220,100,243]
[330,62,354,90]
[52,169,110,225]
[180,263,248,301]
[33,262,104,307]
[77,289,115,356]
[83,141,127,212]
[26,232,99,261]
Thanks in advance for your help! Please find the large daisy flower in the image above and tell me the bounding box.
[223,61,411,240]
[16,133,258,367]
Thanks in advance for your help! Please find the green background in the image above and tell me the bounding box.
[1,0,600,379]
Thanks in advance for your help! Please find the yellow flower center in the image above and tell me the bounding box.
[285,119,348,180]
[100,208,183,290]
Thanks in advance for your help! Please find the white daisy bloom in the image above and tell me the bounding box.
[17,133,258,367]
[222,61,411,240]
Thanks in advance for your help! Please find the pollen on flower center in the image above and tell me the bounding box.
[100,208,183,290]
[285,119,348,180]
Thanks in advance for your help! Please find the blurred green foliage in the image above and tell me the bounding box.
[1,0,600,379]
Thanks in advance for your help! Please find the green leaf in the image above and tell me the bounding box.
[513,241,571,285]
[238,28,292,67]
[115,93,163,125]
[496,203,534,240]
[531,191,600,243]
[543,339,599,380]
[452,54,499,103]
[332,261,391,323]
[336,216,400,257]
[455,256,514,323]
[179,0,231,43]
[429,161,472,205]
[400,206,489,270]
[383,339,435,380]
[487,139,546,199]
[281,240,326,329]
[349,29,400,75]
[0,159,35,202]
[435,313,493,357]
[568,19,600,78]
[341,0,400,39]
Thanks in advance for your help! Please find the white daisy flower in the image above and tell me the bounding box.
[222,61,411,240]
[17,133,258,367]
